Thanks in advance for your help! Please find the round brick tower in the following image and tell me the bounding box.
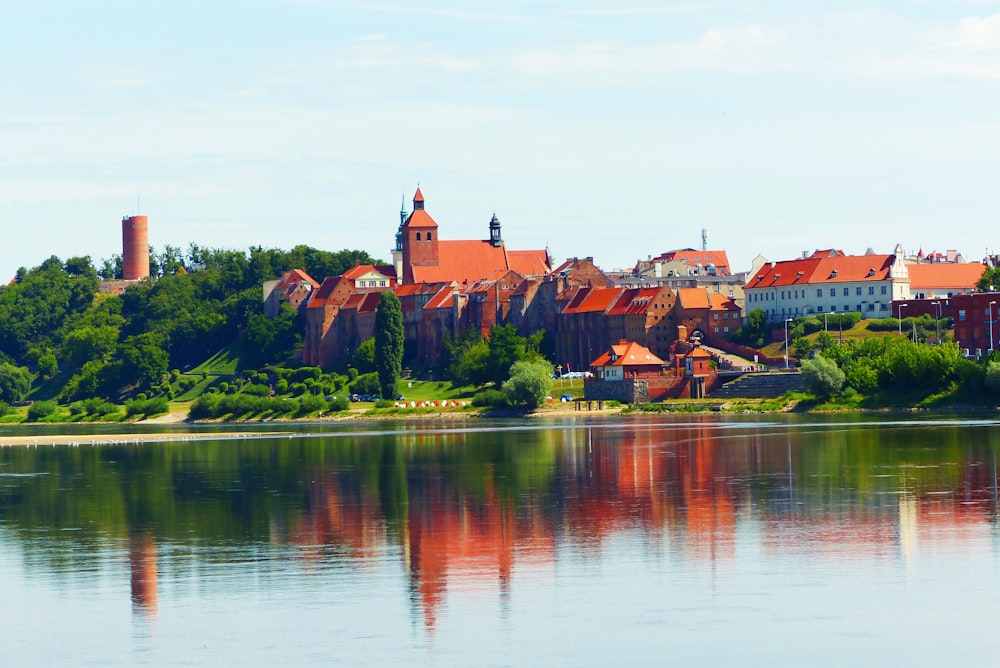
[122,215,150,280]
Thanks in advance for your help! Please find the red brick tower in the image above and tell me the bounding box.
[122,215,150,280]
[401,188,439,283]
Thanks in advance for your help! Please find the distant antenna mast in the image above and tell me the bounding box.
[701,228,708,251]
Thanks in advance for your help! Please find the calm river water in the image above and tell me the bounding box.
[2,414,1000,665]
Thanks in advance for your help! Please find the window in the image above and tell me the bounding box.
[868,286,875,295]
[843,287,849,296]
[781,291,785,300]
[714,326,719,333]
[868,303,875,311]
[427,232,432,241]
[724,326,729,333]
[714,313,719,320]
[881,286,887,295]
[830,288,836,297]
[856,287,862,296]
[856,304,861,312]
[380,280,386,287]
[844,305,850,312]
[817,289,823,298]
[416,232,421,241]
[959,310,967,322]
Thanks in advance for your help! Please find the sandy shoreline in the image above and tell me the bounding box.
[0,431,292,447]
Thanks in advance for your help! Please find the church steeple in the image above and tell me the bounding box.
[489,213,502,247]
[413,187,425,211]
[396,194,407,252]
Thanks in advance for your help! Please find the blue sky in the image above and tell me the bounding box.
[2,0,999,280]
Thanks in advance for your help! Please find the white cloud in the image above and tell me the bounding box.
[959,14,1000,49]
[357,32,387,42]
[509,25,790,80]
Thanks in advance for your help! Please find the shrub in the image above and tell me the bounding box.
[296,395,324,417]
[276,378,288,394]
[801,355,846,398]
[351,372,381,396]
[374,399,393,408]
[472,389,507,408]
[218,381,230,394]
[0,401,12,417]
[291,366,322,383]
[241,383,270,397]
[290,382,307,396]
[27,401,57,421]
[986,361,1000,394]
[126,396,169,418]
[502,359,554,408]
[328,396,350,412]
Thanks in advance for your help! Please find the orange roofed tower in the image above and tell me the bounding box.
[401,188,439,280]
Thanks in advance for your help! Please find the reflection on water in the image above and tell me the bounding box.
[2,415,1000,664]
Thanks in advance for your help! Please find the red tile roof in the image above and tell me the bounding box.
[606,287,659,316]
[907,263,985,291]
[562,287,622,315]
[305,276,345,308]
[409,241,548,285]
[343,263,388,280]
[709,293,741,310]
[746,254,895,289]
[424,284,457,310]
[403,209,438,230]
[281,268,318,289]
[413,187,424,203]
[677,287,710,309]
[591,341,665,367]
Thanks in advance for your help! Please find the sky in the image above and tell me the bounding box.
[2,0,999,280]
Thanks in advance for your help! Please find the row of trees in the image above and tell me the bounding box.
[0,246,381,404]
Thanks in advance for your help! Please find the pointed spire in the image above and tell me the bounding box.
[413,187,424,210]
[489,212,502,247]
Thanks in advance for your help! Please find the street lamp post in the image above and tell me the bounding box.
[931,301,941,344]
[897,303,908,336]
[990,301,997,354]
[784,318,793,370]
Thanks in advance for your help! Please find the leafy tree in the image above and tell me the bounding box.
[353,338,376,375]
[351,372,381,396]
[977,266,1000,292]
[985,361,1000,394]
[815,331,834,352]
[59,325,119,370]
[452,338,491,387]
[115,332,170,391]
[486,324,526,387]
[801,354,846,398]
[374,291,404,400]
[502,359,554,408]
[0,363,32,403]
[791,336,813,361]
[242,304,301,368]
[36,353,58,378]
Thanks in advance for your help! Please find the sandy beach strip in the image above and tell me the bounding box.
[0,431,292,447]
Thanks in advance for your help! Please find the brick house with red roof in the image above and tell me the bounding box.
[675,287,743,343]
[263,268,319,318]
[556,284,678,372]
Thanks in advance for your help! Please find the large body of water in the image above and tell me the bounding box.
[2,414,1000,665]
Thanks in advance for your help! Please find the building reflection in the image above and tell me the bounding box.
[270,420,1000,632]
[129,532,158,619]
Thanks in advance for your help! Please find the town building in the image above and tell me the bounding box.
[951,293,1000,358]
[745,247,911,320]
[263,268,319,318]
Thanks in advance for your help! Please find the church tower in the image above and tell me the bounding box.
[392,195,407,280]
[489,213,503,248]
[401,187,440,282]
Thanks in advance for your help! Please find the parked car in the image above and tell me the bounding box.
[560,394,574,402]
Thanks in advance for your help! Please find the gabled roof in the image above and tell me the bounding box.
[280,268,318,289]
[402,209,439,230]
[343,263,392,280]
[677,287,710,309]
[561,287,622,315]
[746,253,895,289]
[424,284,457,310]
[305,276,346,308]
[409,241,548,285]
[709,293,741,310]
[591,340,665,368]
[907,263,985,291]
[606,287,659,316]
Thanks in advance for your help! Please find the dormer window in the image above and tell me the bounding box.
[830,270,838,278]
[868,268,875,277]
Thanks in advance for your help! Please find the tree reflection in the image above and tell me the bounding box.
[0,417,999,632]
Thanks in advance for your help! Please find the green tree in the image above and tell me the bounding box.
[976,266,1000,292]
[801,354,846,398]
[59,325,119,370]
[502,359,554,408]
[984,361,1000,394]
[486,324,526,387]
[0,363,32,403]
[374,291,404,400]
[353,338,376,375]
